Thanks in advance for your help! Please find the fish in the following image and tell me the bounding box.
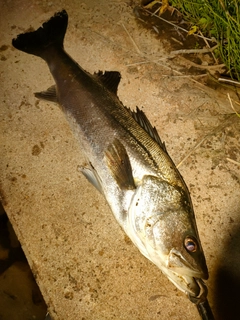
[12,10,210,313]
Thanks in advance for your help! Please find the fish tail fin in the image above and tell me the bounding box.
[12,10,68,59]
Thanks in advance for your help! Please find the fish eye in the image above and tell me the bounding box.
[184,237,197,252]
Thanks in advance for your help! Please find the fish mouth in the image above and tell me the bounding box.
[163,268,208,303]
[188,278,208,304]
[161,248,208,302]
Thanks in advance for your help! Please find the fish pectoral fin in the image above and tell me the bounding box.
[78,164,103,194]
[35,85,58,103]
[95,71,121,95]
[105,138,135,190]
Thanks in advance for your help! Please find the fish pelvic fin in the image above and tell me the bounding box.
[105,139,135,190]
[12,10,68,58]
[78,164,103,194]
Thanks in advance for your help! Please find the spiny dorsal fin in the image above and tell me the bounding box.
[105,138,135,190]
[35,85,58,102]
[129,107,167,152]
[95,71,121,95]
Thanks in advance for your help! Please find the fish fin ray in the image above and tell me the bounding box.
[129,107,167,152]
[78,164,103,194]
[95,71,121,95]
[12,10,68,58]
[105,138,135,190]
[35,85,58,102]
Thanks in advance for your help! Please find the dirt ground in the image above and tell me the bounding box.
[1,1,240,319]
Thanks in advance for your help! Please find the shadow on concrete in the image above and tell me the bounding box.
[214,210,240,320]
[0,202,47,320]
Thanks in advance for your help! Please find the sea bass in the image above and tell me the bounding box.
[12,10,209,308]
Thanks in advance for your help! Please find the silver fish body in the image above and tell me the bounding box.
[12,10,209,304]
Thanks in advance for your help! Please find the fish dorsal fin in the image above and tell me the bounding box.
[105,138,135,190]
[129,107,167,152]
[95,71,121,95]
[35,85,58,102]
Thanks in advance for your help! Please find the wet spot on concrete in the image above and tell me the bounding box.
[124,234,132,245]
[32,144,41,156]
[149,294,162,301]
[64,289,74,300]
[0,45,8,52]
[98,249,104,256]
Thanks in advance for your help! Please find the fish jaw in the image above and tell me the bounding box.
[127,174,208,301]
[143,244,208,300]
[162,267,208,303]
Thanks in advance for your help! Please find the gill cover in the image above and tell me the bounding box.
[127,175,208,297]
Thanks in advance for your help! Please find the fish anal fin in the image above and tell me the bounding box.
[95,71,121,95]
[130,106,167,153]
[35,85,58,103]
[105,139,135,190]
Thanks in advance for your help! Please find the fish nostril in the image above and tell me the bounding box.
[184,237,197,252]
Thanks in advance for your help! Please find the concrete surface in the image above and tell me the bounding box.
[1,1,240,319]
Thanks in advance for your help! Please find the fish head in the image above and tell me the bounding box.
[128,175,208,302]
